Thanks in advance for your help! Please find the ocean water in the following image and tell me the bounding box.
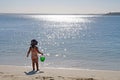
[0,14,120,70]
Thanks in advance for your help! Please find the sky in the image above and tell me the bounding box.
[0,0,120,14]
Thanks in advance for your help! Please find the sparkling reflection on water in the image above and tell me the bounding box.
[29,15,93,40]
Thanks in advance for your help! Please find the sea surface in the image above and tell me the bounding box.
[0,14,120,71]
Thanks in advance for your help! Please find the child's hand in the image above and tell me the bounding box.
[41,53,43,55]
[27,55,29,57]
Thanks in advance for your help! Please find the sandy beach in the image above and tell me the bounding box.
[0,65,120,80]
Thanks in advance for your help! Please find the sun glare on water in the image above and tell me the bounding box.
[29,15,90,23]
[28,15,93,40]
[27,15,94,55]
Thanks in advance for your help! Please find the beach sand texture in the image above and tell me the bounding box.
[0,65,120,80]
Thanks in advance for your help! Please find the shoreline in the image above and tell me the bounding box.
[0,65,120,80]
[1,64,120,71]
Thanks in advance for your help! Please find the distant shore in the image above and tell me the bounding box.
[0,12,120,15]
[0,65,120,80]
[105,12,120,15]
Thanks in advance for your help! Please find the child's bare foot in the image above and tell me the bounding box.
[37,69,39,71]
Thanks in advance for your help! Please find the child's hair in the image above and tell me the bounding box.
[31,39,38,47]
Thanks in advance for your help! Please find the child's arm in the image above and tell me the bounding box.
[36,47,43,55]
[27,47,31,57]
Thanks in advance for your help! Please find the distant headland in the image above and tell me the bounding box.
[105,12,120,15]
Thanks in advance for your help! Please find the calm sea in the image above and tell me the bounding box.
[0,14,120,70]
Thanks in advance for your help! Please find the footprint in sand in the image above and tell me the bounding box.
[0,72,4,76]
[0,72,4,74]
[3,75,14,77]
[67,77,95,80]
[35,76,54,80]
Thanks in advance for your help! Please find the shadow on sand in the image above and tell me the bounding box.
[24,70,44,75]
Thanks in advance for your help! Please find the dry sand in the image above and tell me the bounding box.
[0,65,120,80]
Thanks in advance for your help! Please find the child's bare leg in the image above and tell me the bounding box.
[32,61,35,71]
[36,62,39,71]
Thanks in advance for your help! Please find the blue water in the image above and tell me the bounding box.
[0,14,120,70]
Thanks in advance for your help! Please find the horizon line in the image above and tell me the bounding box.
[0,12,106,15]
[0,12,120,15]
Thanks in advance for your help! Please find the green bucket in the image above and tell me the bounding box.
[40,56,45,62]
